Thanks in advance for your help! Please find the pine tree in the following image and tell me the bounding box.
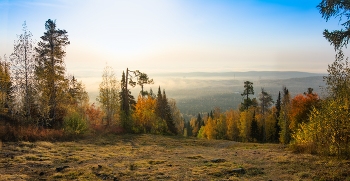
[35,19,70,127]
[136,72,154,97]
[240,81,254,112]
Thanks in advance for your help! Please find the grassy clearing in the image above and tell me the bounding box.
[0,134,349,180]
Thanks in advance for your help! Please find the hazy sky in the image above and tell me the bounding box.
[0,0,346,82]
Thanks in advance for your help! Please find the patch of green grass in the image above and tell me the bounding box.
[186,155,203,159]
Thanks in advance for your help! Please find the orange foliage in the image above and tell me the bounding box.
[290,93,320,132]
[204,116,217,139]
[85,103,103,126]
[133,94,157,132]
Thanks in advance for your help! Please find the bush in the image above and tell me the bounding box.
[292,99,350,158]
[63,112,88,135]
[0,124,65,142]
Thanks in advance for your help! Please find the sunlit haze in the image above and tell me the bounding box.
[0,0,345,99]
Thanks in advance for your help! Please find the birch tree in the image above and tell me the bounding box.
[97,65,119,126]
[10,21,36,120]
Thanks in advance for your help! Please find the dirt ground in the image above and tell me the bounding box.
[0,134,349,180]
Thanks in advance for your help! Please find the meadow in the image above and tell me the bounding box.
[1,134,349,180]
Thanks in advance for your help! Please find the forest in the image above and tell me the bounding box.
[1,0,350,161]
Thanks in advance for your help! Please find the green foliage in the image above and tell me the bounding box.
[317,0,350,49]
[240,81,255,111]
[250,111,259,142]
[278,87,291,144]
[63,112,88,135]
[197,126,205,138]
[293,99,350,157]
[35,19,70,126]
[97,65,119,126]
[292,50,350,157]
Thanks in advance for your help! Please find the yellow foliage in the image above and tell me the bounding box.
[265,107,277,142]
[225,109,240,141]
[292,99,350,156]
[205,117,217,139]
[132,94,158,133]
[239,109,253,142]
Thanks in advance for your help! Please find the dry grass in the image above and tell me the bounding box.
[0,134,349,180]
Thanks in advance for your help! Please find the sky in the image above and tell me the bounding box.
[0,0,346,94]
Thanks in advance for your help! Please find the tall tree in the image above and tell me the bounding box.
[156,86,164,120]
[274,91,282,142]
[35,19,70,127]
[240,81,255,112]
[279,86,291,144]
[162,90,177,134]
[97,65,119,126]
[317,0,350,49]
[10,21,36,120]
[119,71,136,131]
[250,111,259,142]
[259,88,274,142]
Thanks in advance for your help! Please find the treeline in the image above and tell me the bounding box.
[182,0,350,158]
[184,51,350,158]
[0,20,182,141]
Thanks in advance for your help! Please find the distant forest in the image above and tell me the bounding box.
[157,75,326,121]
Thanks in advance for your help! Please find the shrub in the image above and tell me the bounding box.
[292,99,350,157]
[63,112,88,135]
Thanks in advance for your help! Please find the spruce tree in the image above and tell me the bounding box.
[119,71,136,131]
[156,86,164,120]
[163,90,177,134]
[275,91,281,142]
[250,111,259,142]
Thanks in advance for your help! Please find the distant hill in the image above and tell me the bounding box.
[151,71,326,80]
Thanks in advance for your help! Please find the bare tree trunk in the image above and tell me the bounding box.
[125,68,129,115]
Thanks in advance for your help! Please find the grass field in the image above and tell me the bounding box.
[0,134,349,180]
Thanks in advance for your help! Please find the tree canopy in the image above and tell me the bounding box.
[318,0,350,49]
